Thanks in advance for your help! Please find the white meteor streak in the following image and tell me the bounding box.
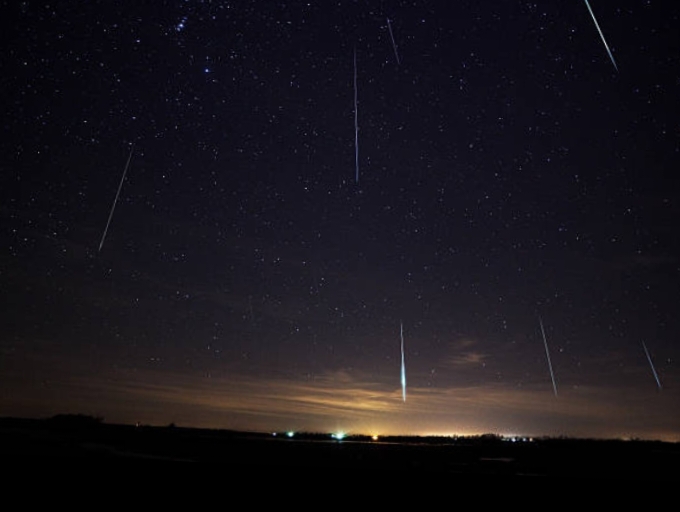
[353,47,359,183]
[583,0,618,72]
[400,320,407,402]
[539,316,558,397]
[386,18,401,66]
[99,144,134,252]
[642,341,663,390]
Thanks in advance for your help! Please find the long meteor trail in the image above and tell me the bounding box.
[353,47,359,183]
[539,316,558,397]
[583,0,618,72]
[99,144,134,252]
[386,18,401,66]
[642,341,663,390]
[400,320,407,402]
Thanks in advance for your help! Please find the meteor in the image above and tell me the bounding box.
[539,316,558,397]
[386,18,401,66]
[99,144,134,252]
[582,0,618,72]
[353,47,359,183]
[642,341,663,390]
[400,320,407,402]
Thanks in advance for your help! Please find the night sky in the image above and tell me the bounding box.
[2,1,679,441]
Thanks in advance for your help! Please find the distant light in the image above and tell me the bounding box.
[371,435,379,441]
[272,432,277,437]
[332,432,346,440]
[286,431,295,438]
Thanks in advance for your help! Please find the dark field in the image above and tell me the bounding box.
[2,416,678,478]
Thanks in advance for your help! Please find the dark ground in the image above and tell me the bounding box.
[1,416,678,479]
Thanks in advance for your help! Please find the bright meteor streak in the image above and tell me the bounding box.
[642,341,663,390]
[400,320,406,402]
[353,46,359,184]
[539,316,558,397]
[99,144,134,252]
[583,0,618,72]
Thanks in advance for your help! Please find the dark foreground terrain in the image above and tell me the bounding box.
[1,416,678,478]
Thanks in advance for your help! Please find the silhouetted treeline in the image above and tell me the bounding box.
[47,414,104,430]
[1,415,675,447]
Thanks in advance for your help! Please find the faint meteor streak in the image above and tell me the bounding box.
[400,320,407,402]
[353,47,359,183]
[99,144,134,252]
[582,0,618,72]
[642,341,663,390]
[386,18,401,66]
[539,316,558,397]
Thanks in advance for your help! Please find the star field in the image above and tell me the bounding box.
[1,1,679,440]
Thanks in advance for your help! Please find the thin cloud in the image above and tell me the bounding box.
[447,351,488,367]
[4,359,678,440]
